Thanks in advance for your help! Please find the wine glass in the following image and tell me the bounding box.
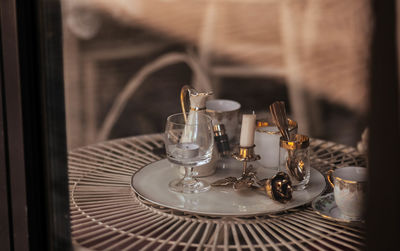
[164,113,214,193]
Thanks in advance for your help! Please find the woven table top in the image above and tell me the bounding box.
[69,133,366,250]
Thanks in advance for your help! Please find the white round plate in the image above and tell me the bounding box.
[131,158,326,216]
[312,193,365,223]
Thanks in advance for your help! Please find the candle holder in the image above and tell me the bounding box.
[211,145,261,191]
[232,145,261,176]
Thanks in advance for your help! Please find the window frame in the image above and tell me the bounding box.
[0,0,71,250]
[0,0,399,250]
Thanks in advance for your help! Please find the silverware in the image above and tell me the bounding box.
[269,101,290,141]
[233,170,257,191]
[211,167,257,191]
[211,177,237,186]
[232,176,253,191]
[270,102,293,172]
[286,152,306,181]
[270,101,305,181]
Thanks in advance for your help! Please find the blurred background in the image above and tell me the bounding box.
[61,0,370,150]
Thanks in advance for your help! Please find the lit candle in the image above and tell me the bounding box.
[175,143,200,159]
[239,113,256,147]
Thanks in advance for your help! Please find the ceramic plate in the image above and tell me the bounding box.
[312,193,365,223]
[131,158,326,216]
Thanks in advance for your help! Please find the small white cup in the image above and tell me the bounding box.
[206,99,241,144]
[328,166,367,220]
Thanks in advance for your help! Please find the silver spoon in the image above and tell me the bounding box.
[270,101,305,181]
[269,101,290,141]
[286,152,305,181]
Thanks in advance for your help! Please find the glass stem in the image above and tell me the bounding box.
[183,166,195,181]
[183,166,197,192]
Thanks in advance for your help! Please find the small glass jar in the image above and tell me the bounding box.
[279,134,310,190]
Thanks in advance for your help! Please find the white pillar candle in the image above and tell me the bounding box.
[239,113,256,147]
[254,126,280,168]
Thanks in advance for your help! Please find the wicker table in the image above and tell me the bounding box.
[69,134,366,250]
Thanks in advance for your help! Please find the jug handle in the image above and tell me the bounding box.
[180,85,191,123]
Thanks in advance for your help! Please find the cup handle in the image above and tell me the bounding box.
[327,169,335,188]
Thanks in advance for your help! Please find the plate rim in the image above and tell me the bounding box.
[131,159,327,217]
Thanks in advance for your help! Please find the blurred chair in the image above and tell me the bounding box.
[97,51,212,141]
[196,0,323,135]
[64,0,370,147]
[63,0,213,147]
[63,1,176,147]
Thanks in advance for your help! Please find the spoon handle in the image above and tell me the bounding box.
[278,102,290,139]
[270,104,284,138]
[269,102,290,140]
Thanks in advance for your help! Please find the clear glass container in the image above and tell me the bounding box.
[165,113,214,193]
[279,134,310,190]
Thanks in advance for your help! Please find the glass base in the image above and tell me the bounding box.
[169,178,210,194]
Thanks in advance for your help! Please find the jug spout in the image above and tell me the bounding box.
[188,89,213,110]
